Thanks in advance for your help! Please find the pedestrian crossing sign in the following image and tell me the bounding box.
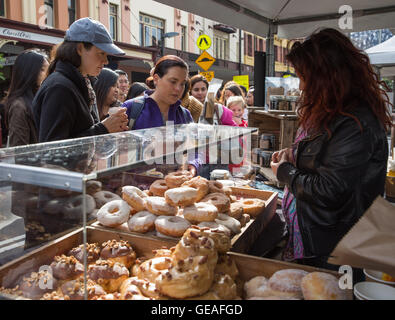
[197,35,212,50]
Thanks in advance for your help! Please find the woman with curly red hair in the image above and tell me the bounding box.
[270,28,392,279]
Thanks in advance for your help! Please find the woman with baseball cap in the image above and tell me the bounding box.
[33,18,128,142]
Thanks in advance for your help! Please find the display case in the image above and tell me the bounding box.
[0,123,258,300]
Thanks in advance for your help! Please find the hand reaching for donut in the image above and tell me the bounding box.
[270,148,292,177]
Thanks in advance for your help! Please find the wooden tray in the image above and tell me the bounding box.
[0,227,352,300]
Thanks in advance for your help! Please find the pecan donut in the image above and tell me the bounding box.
[68,243,101,264]
[87,259,129,293]
[19,270,58,299]
[60,277,106,300]
[100,240,137,269]
[50,255,84,281]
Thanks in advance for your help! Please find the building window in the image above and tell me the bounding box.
[247,34,253,56]
[44,0,54,27]
[109,4,119,41]
[139,14,164,47]
[213,32,229,60]
[181,25,187,51]
[0,0,5,17]
[68,0,76,26]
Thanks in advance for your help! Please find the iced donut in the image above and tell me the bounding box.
[228,202,244,220]
[97,200,131,227]
[301,272,347,300]
[181,176,209,201]
[197,221,231,237]
[68,243,101,264]
[201,193,231,213]
[149,179,169,197]
[87,259,129,293]
[127,211,157,233]
[164,187,198,207]
[208,180,225,194]
[93,191,121,208]
[267,269,309,299]
[145,197,178,216]
[62,194,96,220]
[122,186,147,212]
[49,255,84,280]
[155,215,191,238]
[183,202,218,223]
[19,270,58,299]
[100,240,136,269]
[165,170,193,189]
[240,198,265,217]
[215,213,241,234]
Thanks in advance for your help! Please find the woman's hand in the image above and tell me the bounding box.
[271,148,292,176]
[102,108,129,133]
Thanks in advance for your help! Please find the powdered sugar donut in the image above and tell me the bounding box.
[215,213,241,234]
[301,272,347,300]
[164,187,198,207]
[155,215,191,237]
[127,211,157,233]
[244,276,270,299]
[97,200,131,227]
[149,179,169,197]
[122,186,147,212]
[183,202,218,223]
[267,269,309,299]
[145,196,178,216]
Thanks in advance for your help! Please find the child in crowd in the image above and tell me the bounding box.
[226,96,248,127]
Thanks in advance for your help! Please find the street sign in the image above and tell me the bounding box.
[233,75,249,89]
[195,51,215,71]
[200,71,214,82]
[196,34,212,50]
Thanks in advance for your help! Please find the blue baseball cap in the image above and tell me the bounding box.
[65,17,125,56]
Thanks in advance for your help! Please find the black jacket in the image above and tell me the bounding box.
[32,61,108,143]
[277,105,388,257]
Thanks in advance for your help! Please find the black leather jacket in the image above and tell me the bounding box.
[277,105,388,257]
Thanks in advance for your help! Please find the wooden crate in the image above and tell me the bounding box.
[0,227,352,300]
[91,187,278,255]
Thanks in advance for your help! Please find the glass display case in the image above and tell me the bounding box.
[0,124,256,300]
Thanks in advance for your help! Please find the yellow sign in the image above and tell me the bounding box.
[196,34,212,50]
[233,75,249,89]
[200,71,214,82]
[195,51,215,71]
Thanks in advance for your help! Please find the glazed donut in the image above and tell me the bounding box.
[86,180,102,196]
[19,270,58,299]
[165,170,193,189]
[181,176,209,201]
[60,278,106,300]
[183,202,218,223]
[93,191,121,208]
[122,186,148,212]
[62,194,96,220]
[301,272,347,300]
[43,198,64,215]
[97,200,131,227]
[267,269,309,299]
[127,211,157,233]
[155,216,191,238]
[49,255,84,280]
[145,197,178,216]
[215,213,241,235]
[208,180,225,194]
[201,193,231,213]
[228,202,244,220]
[100,240,136,269]
[164,187,198,207]
[68,243,101,264]
[134,256,173,283]
[149,179,169,197]
[244,276,270,299]
[197,221,231,237]
[239,213,251,228]
[87,259,129,293]
[240,198,265,218]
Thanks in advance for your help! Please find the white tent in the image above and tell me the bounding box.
[366,36,395,77]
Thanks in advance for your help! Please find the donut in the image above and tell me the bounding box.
[100,240,137,269]
[62,194,96,220]
[49,255,84,280]
[125,277,167,300]
[244,276,270,299]
[267,269,309,299]
[87,259,129,293]
[41,291,69,300]
[215,254,239,280]
[228,202,244,220]
[301,272,348,300]
[134,256,173,283]
[60,278,106,300]
[43,198,64,215]
[155,216,191,238]
[91,293,123,300]
[149,179,169,197]
[239,213,251,227]
[201,193,231,213]
[240,198,265,217]
[181,176,209,201]
[184,225,231,254]
[210,273,238,300]
[197,221,231,237]
[119,277,151,300]
[93,191,121,208]
[215,213,241,235]
[208,180,225,194]
[145,197,178,216]
[164,187,198,207]
[68,243,101,264]
[122,186,148,212]
[183,202,218,223]
[127,211,157,233]
[19,270,58,299]
[165,170,193,189]
[86,180,102,196]
[97,200,131,227]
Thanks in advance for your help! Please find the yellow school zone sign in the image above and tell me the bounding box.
[200,71,214,82]
[196,51,215,71]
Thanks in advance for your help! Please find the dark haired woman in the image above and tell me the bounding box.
[32,18,128,143]
[180,79,203,123]
[5,49,49,147]
[126,82,149,100]
[219,81,244,106]
[94,68,121,120]
[270,28,392,277]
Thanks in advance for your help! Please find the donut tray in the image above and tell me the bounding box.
[0,226,353,300]
[90,187,278,254]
